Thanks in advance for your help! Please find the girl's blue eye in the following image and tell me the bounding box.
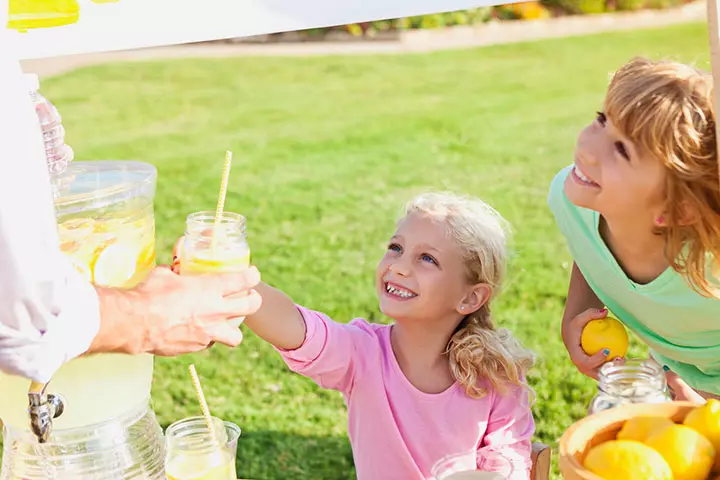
[421,254,437,265]
[388,243,402,253]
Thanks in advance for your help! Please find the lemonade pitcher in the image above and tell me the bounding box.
[0,160,164,480]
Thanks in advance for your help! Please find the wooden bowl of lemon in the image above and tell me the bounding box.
[559,400,720,480]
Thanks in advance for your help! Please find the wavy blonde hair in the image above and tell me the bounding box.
[404,193,536,399]
[604,57,720,297]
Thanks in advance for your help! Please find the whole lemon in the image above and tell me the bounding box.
[645,424,716,480]
[617,416,675,443]
[583,440,672,480]
[580,316,629,360]
[684,399,720,472]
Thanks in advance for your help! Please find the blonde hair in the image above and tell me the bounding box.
[403,192,535,399]
[604,57,720,297]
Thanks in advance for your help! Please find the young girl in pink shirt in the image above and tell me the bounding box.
[175,192,536,479]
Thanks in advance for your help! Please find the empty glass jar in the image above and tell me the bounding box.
[588,359,672,414]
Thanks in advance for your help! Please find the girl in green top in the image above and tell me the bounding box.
[547,57,720,401]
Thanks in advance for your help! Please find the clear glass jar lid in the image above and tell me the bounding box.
[51,160,157,216]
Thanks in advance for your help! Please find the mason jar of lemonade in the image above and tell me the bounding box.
[0,160,157,433]
[179,211,250,276]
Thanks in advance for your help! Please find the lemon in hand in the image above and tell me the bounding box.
[583,440,672,480]
[645,424,715,480]
[684,399,720,472]
[581,316,628,360]
[617,416,675,443]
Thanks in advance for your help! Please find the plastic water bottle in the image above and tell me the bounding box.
[24,74,74,175]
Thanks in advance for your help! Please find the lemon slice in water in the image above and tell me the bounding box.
[93,243,138,287]
[182,248,251,275]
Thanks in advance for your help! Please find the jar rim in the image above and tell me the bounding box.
[185,211,247,238]
[598,359,664,378]
[165,416,241,450]
[597,359,667,398]
[186,211,245,225]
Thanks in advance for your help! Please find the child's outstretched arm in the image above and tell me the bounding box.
[172,237,373,394]
[243,283,306,350]
[562,262,612,379]
[238,284,374,395]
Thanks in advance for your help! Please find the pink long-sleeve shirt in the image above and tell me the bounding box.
[277,306,535,480]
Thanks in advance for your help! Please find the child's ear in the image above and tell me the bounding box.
[456,284,491,316]
[657,201,699,227]
[676,201,700,226]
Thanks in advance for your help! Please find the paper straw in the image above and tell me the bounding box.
[188,364,217,440]
[212,150,233,251]
[214,150,233,225]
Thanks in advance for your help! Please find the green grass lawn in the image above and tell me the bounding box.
[3,22,710,479]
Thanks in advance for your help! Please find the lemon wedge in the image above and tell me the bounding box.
[92,243,138,287]
[181,249,251,275]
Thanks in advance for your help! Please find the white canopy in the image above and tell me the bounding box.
[7,0,506,60]
[2,0,719,180]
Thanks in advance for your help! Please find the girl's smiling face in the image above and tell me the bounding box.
[565,111,667,226]
[376,213,486,323]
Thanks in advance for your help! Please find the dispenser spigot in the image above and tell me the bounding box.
[27,382,65,443]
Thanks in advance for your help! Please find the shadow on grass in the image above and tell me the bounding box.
[237,430,355,480]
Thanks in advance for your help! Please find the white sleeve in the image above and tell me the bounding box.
[0,30,101,383]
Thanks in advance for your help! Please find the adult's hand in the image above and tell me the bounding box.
[90,265,262,356]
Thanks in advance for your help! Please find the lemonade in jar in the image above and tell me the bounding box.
[0,161,157,432]
[165,417,240,480]
[178,211,250,276]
